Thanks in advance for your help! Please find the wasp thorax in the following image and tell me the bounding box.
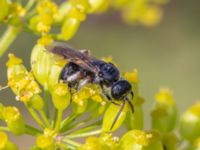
[99,63,119,85]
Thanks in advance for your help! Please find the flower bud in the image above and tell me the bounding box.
[0,103,4,120]
[2,106,25,135]
[180,101,200,141]
[124,69,139,85]
[36,128,56,149]
[139,6,163,27]
[162,133,177,150]
[124,104,144,130]
[151,88,177,133]
[99,133,119,149]
[0,131,8,149]
[103,103,129,132]
[88,0,109,13]
[70,0,91,13]
[58,17,80,41]
[31,44,65,91]
[7,54,41,102]
[36,135,54,149]
[72,84,101,107]
[52,83,71,110]
[31,44,53,89]
[28,94,44,111]
[119,130,163,150]
[78,136,101,150]
[6,53,26,78]
[72,99,88,114]
[0,0,9,21]
[2,141,18,150]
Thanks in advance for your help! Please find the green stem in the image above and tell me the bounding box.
[51,107,57,128]
[62,138,82,148]
[39,110,50,127]
[60,114,80,132]
[27,107,45,128]
[0,26,20,57]
[25,0,35,11]
[43,90,50,119]
[66,129,102,139]
[55,109,63,132]
[25,124,42,136]
[0,126,10,132]
[63,118,102,135]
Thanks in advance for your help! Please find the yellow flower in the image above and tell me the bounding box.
[2,106,20,123]
[37,34,53,46]
[139,6,163,27]
[155,88,175,106]
[72,84,102,106]
[37,0,58,16]
[36,128,57,149]
[0,131,8,149]
[36,135,54,149]
[119,130,162,150]
[69,0,91,13]
[67,7,87,21]
[7,54,41,102]
[185,101,200,117]
[78,136,101,150]
[53,83,69,96]
[15,4,26,17]
[6,53,22,67]
[37,22,51,33]
[124,69,139,84]
[52,83,71,110]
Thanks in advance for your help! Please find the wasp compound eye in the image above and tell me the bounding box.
[111,80,132,100]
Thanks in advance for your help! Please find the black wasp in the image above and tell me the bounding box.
[47,42,134,130]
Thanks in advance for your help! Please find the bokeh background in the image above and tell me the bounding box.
[0,0,200,149]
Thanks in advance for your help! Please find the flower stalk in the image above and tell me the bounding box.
[0,26,20,57]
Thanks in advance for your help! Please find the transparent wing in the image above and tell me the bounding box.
[47,42,99,73]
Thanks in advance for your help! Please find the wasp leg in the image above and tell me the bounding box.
[110,100,126,130]
[76,76,93,91]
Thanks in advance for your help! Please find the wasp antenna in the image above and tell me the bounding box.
[126,98,134,114]
[110,100,126,130]
[0,85,9,91]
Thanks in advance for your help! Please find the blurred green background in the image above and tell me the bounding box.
[0,0,200,149]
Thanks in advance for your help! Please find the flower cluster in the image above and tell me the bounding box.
[1,43,200,149]
[0,0,170,58]
[1,0,200,150]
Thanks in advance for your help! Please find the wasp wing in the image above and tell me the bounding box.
[47,42,99,73]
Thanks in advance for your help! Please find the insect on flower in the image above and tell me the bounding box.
[47,42,134,129]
